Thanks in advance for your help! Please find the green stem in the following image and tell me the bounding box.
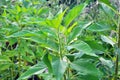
[57,27,62,59]
[18,52,21,76]
[115,5,120,80]
[18,39,21,76]
[11,58,14,80]
[115,28,120,80]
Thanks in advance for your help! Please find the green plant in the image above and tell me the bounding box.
[0,0,120,80]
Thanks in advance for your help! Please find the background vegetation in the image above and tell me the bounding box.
[0,0,120,80]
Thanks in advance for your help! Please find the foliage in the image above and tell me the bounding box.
[0,0,120,80]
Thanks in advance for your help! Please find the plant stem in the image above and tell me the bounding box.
[58,27,62,59]
[67,65,70,80]
[18,52,21,76]
[115,2,120,79]
[18,39,21,76]
[11,57,14,80]
[115,24,120,80]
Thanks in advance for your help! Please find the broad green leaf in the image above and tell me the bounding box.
[23,37,59,52]
[7,29,58,52]
[67,21,92,44]
[70,59,102,80]
[39,27,57,39]
[17,62,47,80]
[101,35,115,46]
[52,58,67,80]
[85,41,105,54]
[67,40,96,56]
[87,22,111,32]
[99,3,118,27]
[99,0,118,14]
[100,2,114,18]
[63,3,87,27]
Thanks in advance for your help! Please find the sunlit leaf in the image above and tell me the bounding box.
[40,9,67,29]
[63,3,87,27]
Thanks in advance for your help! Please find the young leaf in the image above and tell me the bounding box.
[67,21,92,44]
[40,9,67,29]
[63,3,87,27]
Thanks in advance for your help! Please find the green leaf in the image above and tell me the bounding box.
[42,53,53,73]
[70,59,102,80]
[52,58,67,80]
[67,40,96,56]
[0,55,11,62]
[99,57,113,68]
[87,22,111,32]
[16,5,21,13]
[63,3,87,27]
[100,2,114,18]
[37,7,49,15]
[8,30,37,37]
[17,62,47,80]
[67,22,78,34]
[24,37,59,52]
[2,9,7,17]
[40,9,67,29]
[85,41,105,54]
[101,35,115,46]
[67,21,92,44]
[99,0,118,14]
[0,63,12,71]
[22,56,33,63]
